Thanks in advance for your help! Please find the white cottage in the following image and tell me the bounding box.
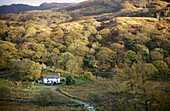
[43,75,60,84]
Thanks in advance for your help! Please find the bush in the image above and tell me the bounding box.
[60,77,66,83]
[83,72,93,80]
[96,34,103,41]
[66,75,75,85]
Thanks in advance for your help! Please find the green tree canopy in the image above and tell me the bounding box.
[96,47,116,68]
[110,43,124,52]
[6,26,25,42]
[57,52,74,69]
[83,72,93,80]
[64,31,84,46]
[125,50,137,66]
[152,60,169,76]
[150,51,163,61]
[66,75,75,85]
[87,26,97,34]
[68,42,89,56]
[11,59,41,81]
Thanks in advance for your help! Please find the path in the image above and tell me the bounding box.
[46,86,96,111]
[0,81,96,111]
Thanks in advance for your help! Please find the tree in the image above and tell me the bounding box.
[87,26,97,34]
[57,52,74,69]
[68,42,89,56]
[51,48,60,55]
[152,60,169,77]
[96,47,116,68]
[132,44,148,53]
[11,59,41,81]
[32,52,43,62]
[6,26,25,42]
[110,43,124,53]
[57,44,67,53]
[64,31,84,46]
[95,34,103,41]
[146,36,170,51]
[92,42,101,50]
[66,75,75,85]
[83,72,93,80]
[84,53,98,68]
[99,29,111,39]
[0,21,8,40]
[150,51,163,61]
[49,53,58,67]
[66,58,80,75]
[115,61,162,111]
[57,29,64,38]
[125,50,137,66]
[0,41,20,69]
[26,27,36,37]
[83,31,91,38]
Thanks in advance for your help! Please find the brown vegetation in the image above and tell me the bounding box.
[0,101,87,111]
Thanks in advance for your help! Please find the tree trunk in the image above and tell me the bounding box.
[145,100,148,111]
[131,82,137,110]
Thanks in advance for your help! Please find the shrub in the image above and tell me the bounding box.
[83,72,93,80]
[96,34,103,41]
[66,75,75,85]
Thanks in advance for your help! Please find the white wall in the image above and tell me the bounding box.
[43,78,60,83]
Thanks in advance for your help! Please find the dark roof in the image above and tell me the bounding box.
[44,75,60,79]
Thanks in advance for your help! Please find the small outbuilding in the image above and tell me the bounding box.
[43,75,60,84]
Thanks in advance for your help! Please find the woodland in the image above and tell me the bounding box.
[0,0,169,111]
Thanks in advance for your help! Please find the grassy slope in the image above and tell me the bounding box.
[0,78,77,105]
[0,101,88,111]
[59,79,117,102]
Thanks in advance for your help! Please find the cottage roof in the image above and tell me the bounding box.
[44,75,60,79]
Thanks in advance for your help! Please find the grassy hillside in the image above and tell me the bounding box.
[52,0,169,18]
[0,101,87,111]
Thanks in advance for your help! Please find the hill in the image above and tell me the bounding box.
[0,2,74,15]
[52,0,169,19]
